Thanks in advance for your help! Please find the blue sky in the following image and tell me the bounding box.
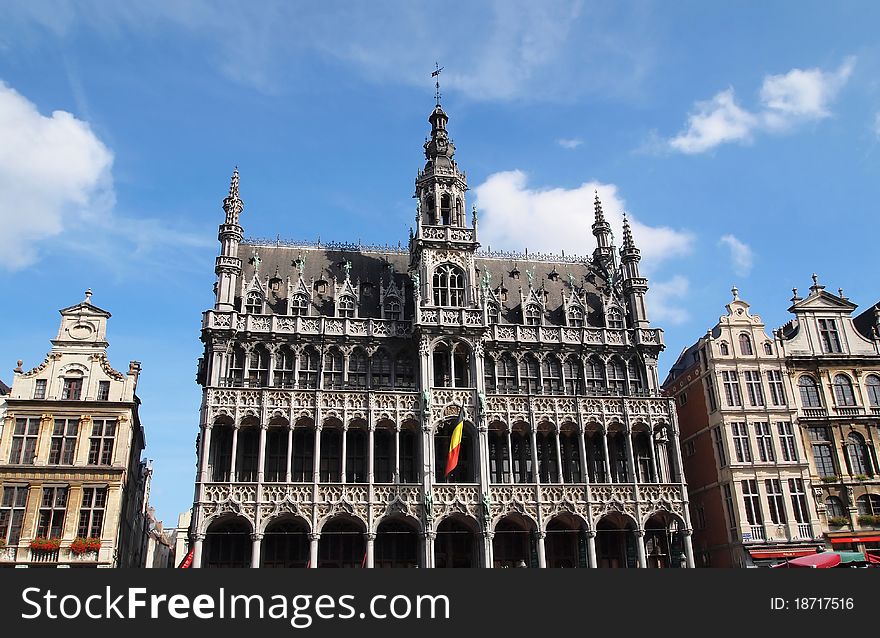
[0,1,878,524]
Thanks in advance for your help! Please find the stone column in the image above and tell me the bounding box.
[257,425,267,483]
[624,428,637,485]
[366,533,375,568]
[506,426,515,484]
[536,531,547,568]
[313,425,322,483]
[229,426,240,482]
[484,531,494,569]
[682,528,695,568]
[368,423,376,484]
[530,422,540,484]
[578,425,589,485]
[554,427,564,483]
[340,424,349,483]
[309,533,319,568]
[199,424,213,483]
[635,529,647,568]
[191,534,205,569]
[586,529,598,568]
[285,426,293,483]
[601,430,612,482]
[250,533,262,568]
[647,429,659,483]
[393,425,400,483]
[425,531,436,568]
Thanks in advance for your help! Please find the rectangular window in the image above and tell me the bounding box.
[0,485,29,545]
[712,427,727,467]
[741,479,763,526]
[788,478,809,524]
[37,486,68,538]
[818,319,842,354]
[744,370,765,407]
[754,422,776,462]
[49,419,79,465]
[767,370,786,406]
[678,391,688,406]
[684,440,695,457]
[61,377,82,400]
[9,417,40,465]
[777,422,798,462]
[705,378,718,412]
[97,381,110,401]
[808,426,836,476]
[88,419,116,465]
[731,422,752,463]
[34,379,47,400]
[77,487,107,538]
[693,502,706,530]
[722,483,737,533]
[764,479,787,524]
[722,371,742,407]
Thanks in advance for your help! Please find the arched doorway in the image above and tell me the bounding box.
[375,518,421,568]
[493,514,537,568]
[434,516,479,568]
[203,516,252,568]
[545,513,587,568]
[595,513,638,568]
[261,516,309,568]
[644,512,685,568]
[318,516,366,568]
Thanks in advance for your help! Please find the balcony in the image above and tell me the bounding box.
[832,406,864,417]
[795,523,814,540]
[801,408,828,418]
[750,525,766,541]
[29,549,59,563]
[203,311,413,338]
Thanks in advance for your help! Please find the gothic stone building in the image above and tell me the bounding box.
[0,293,149,567]
[189,100,694,569]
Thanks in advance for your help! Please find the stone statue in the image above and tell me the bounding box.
[481,491,491,524]
[422,388,432,415]
[526,267,534,288]
[343,260,352,280]
[568,272,576,289]
[478,392,487,417]
[411,271,421,297]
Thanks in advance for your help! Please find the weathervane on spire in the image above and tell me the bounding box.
[432,62,444,104]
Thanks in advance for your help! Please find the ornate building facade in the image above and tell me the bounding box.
[0,293,149,567]
[189,99,694,568]
[663,289,822,567]
[778,276,880,560]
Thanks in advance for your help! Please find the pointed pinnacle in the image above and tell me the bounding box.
[622,213,634,248]
[593,190,605,223]
[229,166,240,199]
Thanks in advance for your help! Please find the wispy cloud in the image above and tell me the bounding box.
[668,58,855,153]
[0,79,212,274]
[719,234,754,277]
[474,170,694,273]
[557,137,583,149]
[648,276,690,325]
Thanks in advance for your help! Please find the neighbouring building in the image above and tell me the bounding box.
[143,505,174,568]
[171,509,192,567]
[0,291,149,567]
[0,380,9,441]
[189,95,694,568]
[777,276,880,561]
[663,288,822,567]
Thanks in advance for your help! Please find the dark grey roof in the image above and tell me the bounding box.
[661,341,701,388]
[854,300,880,340]
[0,380,9,395]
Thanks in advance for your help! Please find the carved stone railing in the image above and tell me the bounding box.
[261,484,313,503]
[418,307,483,328]
[482,394,672,423]
[203,483,258,504]
[29,549,59,563]
[801,408,828,418]
[318,484,369,503]
[487,325,663,347]
[203,311,413,339]
[205,388,420,419]
[0,547,16,562]
[833,406,864,417]
[421,225,476,243]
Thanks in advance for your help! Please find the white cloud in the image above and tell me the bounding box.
[667,58,855,154]
[647,276,690,325]
[0,80,113,270]
[719,234,754,277]
[0,80,212,273]
[557,138,583,149]
[474,170,694,273]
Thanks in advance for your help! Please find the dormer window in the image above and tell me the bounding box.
[739,333,753,355]
[337,295,356,318]
[62,376,82,400]
[719,341,729,356]
[245,292,263,314]
[524,304,542,326]
[384,299,401,321]
[607,307,624,330]
[97,380,110,401]
[290,293,309,316]
[568,306,584,328]
[819,319,842,353]
[34,379,47,400]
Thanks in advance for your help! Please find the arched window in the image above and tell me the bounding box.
[719,341,729,356]
[524,304,542,326]
[536,429,559,483]
[345,427,368,483]
[607,307,624,329]
[440,193,452,225]
[384,298,401,321]
[348,349,367,389]
[487,303,500,324]
[825,496,845,519]
[290,293,309,316]
[568,306,584,328]
[432,342,470,388]
[563,356,583,395]
[585,356,605,391]
[337,295,356,318]
[228,345,245,386]
[519,354,540,394]
[857,494,880,516]
[299,346,319,389]
[628,359,644,394]
[846,433,872,475]
[247,345,269,387]
[542,356,562,394]
[488,427,509,483]
[763,342,773,355]
[833,375,856,406]
[274,346,295,388]
[394,350,415,389]
[323,348,344,389]
[606,358,626,395]
[371,349,393,389]
[866,374,880,407]
[497,353,517,393]
[739,333,753,355]
[433,264,465,307]
[798,376,821,408]
[245,292,263,314]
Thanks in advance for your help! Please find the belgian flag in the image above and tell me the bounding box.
[444,404,466,477]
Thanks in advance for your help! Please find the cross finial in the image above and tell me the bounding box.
[431,62,444,104]
[84,288,92,304]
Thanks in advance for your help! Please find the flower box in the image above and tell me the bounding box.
[857,515,880,527]
[29,538,61,551]
[828,516,849,528]
[69,537,102,555]
[820,476,839,483]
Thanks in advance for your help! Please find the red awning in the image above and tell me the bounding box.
[773,553,842,568]
[749,549,817,560]
[867,552,880,565]
[830,535,880,544]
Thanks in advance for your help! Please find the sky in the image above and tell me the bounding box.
[0,1,878,525]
